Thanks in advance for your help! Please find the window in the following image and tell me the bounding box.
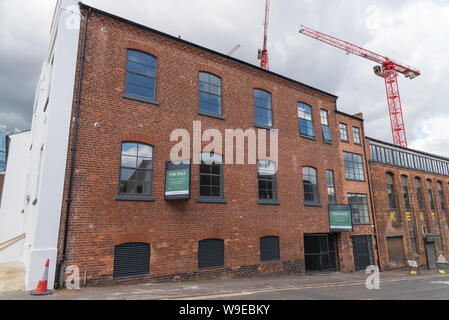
[437,182,445,211]
[348,193,370,224]
[401,176,411,211]
[340,123,348,142]
[415,178,424,211]
[343,152,365,181]
[298,103,315,138]
[303,167,319,204]
[113,243,150,278]
[353,127,361,145]
[119,142,153,196]
[386,173,397,210]
[320,110,332,143]
[427,180,435,211]
[254,89,273,127]
[258,160,277,201]
[199,153,223,199]
[198,239,224,269]
[199,72,222,115]
[125,50,157,101]
[260,236,280,262]
[326,170,336,204]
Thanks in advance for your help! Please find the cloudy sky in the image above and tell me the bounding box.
[0,0,448,156]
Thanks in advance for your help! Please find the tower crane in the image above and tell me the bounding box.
[257,0,270,70]
[299,25,421,148]
[227,44,241,56]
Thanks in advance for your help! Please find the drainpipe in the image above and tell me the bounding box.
[55,7,91,289]
[361,125,382,272]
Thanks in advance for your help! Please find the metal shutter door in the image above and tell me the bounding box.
[198,239,224,269]
[260,236,280,261]
[113,243,150,278]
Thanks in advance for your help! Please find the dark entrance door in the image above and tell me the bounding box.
[425,242,437,269]
[386,236,406,269]
[352,235,375,271]
[304,234,338,272]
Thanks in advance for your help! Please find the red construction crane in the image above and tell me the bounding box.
[257,0,270,70]
[227,44,241,56]
[299,25,421,148]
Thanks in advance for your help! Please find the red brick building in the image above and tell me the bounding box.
[54,4,381,286]
[367,138,449,270]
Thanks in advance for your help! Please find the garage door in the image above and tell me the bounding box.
[386,237,406,269]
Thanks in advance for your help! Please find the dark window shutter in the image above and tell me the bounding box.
[113,243,150,278]
[198,239,224,269]
[260,236,280,261]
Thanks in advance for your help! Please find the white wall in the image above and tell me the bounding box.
[0,0,81,290]
[0,131,31,263]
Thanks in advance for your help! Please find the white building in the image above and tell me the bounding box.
[0,0,81,290]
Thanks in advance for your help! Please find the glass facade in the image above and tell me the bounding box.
[370,142,449,177]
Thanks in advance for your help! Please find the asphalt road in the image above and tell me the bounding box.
[182,274,449,300]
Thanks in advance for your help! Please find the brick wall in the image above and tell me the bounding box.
[366,140,449,270]
[56,8,376,286]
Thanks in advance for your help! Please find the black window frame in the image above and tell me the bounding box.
[260,236,281,262]
[415,178,424,211]
[348,193,370,225]
[254,89,273,129]
[427,180,435,211]
[401,176,412,211]
[198,72,223,117]
[297,102,315,139]
[326,170,336,204]
[198,152,224,201]
[320,109,332,143]
[118,142,154,199]
[386,173,397,210]
[343,151,365,181]
[303,167,320,205]
[257,160,278,202]
[124,49,158,104]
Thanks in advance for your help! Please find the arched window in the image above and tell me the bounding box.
[254,89,273,128]
[426,179,435,211]
[401,176,411,211]
[113,243,150,278]
[320,110,332,143]
[125,50,157,101]
[414,178,424,211]
[303,167,319,204]
[260,236,280,262]
[298,103,315,138]
[199,72,222,115]
[119,142,153,195]
[198,239,224,269]
[386,173,397,210]
[437,182,445,211]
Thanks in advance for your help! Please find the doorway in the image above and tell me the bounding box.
[386,236,406,269]
[425,242,437,269]
[304,234,338,272]
[352,235,375,271]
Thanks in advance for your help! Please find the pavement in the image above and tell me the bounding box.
[0,262,26,292]
[1,269,449,300]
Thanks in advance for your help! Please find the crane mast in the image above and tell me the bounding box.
[299,25,420,148]
[258,0,270,70]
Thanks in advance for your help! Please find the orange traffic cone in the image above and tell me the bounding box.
[30,259,53,296]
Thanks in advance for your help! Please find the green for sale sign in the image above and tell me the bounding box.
[329,204,353,232]
[165,161,191,200]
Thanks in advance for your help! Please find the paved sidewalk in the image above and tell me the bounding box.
[0,269,446,300]
[0,262,26,292]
